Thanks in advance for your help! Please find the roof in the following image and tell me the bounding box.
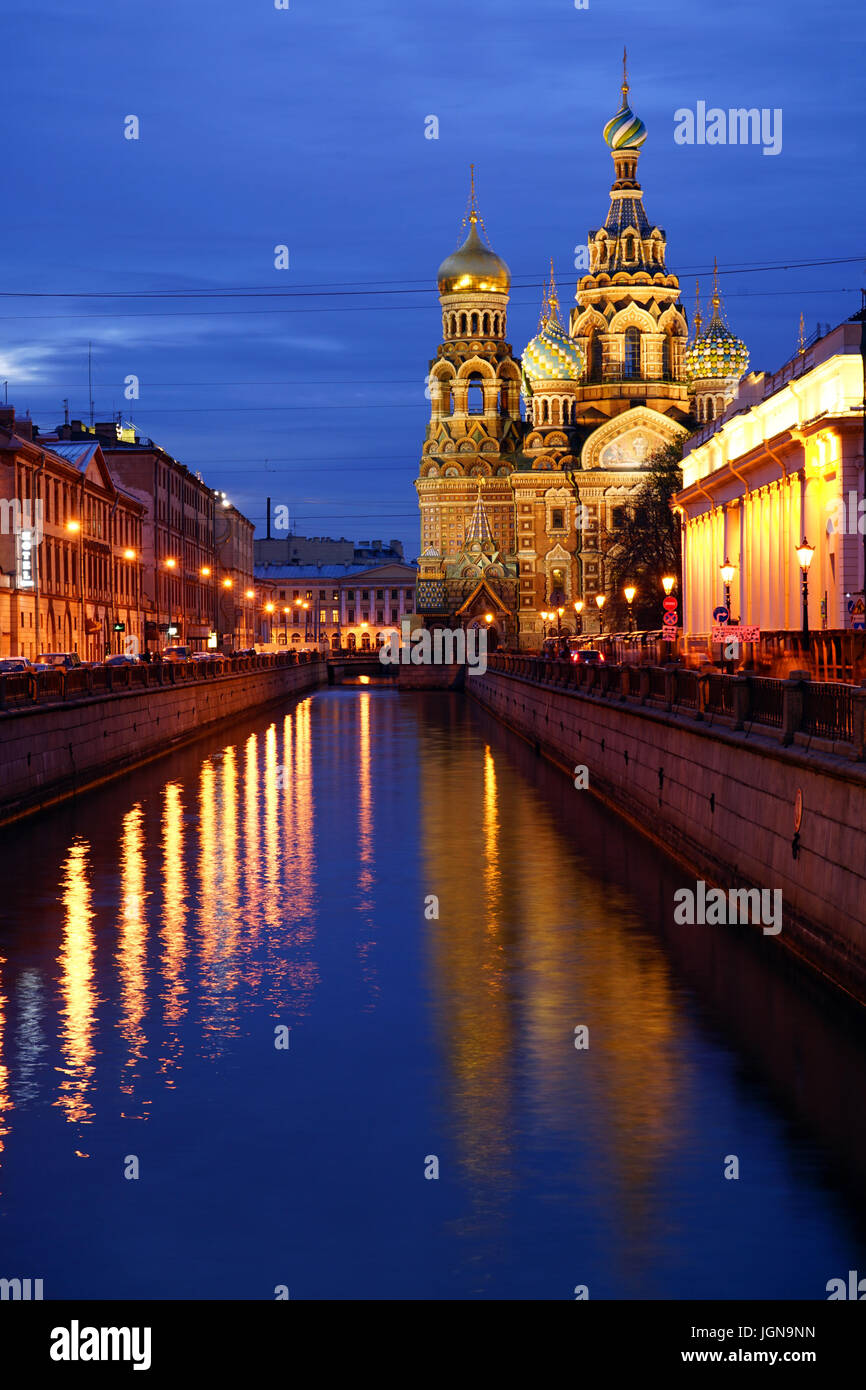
[44,441,103,471]
[255,562,417,581]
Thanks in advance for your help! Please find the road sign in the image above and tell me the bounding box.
[662,596,678,612]
[850,596,866,631]
[662,611,679,627]
[713,605,730,624]
[712,625,760,643]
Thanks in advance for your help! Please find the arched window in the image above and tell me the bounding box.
[624,327,641,380]
[467,378,484,414]
[481,313,489,335]
[661,335,671,379]
[470,312,478,335]
[459,313,467,335]
[588,333,602,381]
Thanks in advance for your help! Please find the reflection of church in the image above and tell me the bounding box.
[414,54,748,648]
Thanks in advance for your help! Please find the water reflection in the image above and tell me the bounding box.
[0,689,863,1298]
[55,840,98,1125]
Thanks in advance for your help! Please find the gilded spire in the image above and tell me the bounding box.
[469,162,478,224]
[711,256,721,315]
[547,256,561,322]
[621,45,629,103]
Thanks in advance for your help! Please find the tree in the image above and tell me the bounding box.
[601,443,683,631]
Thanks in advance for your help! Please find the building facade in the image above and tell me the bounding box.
[0,409,146,660]
[254,560,416,650]
[676,319,865,635]
[415,60,725,649]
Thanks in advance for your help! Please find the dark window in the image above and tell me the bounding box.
[361,590,369,600]
[551,508,565,530]
[376,589,384,599]
[612,507,628,529]
[624,327,641,379]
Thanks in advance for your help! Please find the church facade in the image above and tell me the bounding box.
[414,58,748,649]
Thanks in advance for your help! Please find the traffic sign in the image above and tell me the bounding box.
[713,605,730,624]
[662,596,678,611]
[662,611,679,626]
[851,596,866,631]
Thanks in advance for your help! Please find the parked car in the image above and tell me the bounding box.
[162,645,192,663]
[32,652,82,670]
[569,646,604,665]
[104,653,140,666]
[191,651,218,662]
[0,657,32,674]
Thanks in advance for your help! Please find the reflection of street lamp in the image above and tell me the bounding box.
[595,592,606,634]
[624,584,636,632]
[720,558,736,615]
[796,538,814,640]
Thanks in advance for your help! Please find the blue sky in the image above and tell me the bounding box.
[1,0,863,556]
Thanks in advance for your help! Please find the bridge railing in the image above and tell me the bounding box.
[0,650,322,712]
[485,652,866,759]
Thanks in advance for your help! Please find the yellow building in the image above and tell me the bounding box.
[676,319,865,637]
[415,56,701,648]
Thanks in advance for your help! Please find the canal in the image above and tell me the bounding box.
[1,686,865,1300]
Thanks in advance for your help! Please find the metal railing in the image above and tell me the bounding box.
[0,651,322,711]
[484,653,866,758]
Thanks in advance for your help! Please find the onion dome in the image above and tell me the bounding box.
[437,167,510,296]
[685,263,749,382]
[603,49,647,150]
[522,265,585,387]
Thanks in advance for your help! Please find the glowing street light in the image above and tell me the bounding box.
[123,548,136,561]
[661,575,676,596]
[720,557,736,613]
[796,538,814,640]
[245,588,255,599]
[164,557,177,569]
[624,584,636,633]
[222,577,233,589]
[595,592,606,634]
[201,565,211,577]
[66,519,81,533]
[265,602,275,614]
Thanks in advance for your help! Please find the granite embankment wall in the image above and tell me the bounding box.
[469,665,866,1005]
[0,658,326,824]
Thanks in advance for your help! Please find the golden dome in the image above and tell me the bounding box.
[437,213,511,296]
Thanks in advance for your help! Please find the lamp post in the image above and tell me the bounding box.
[573,598,584,637]
[624,584,636,632]
[661,575,676,597]
[720,558,736,616]
[796,538,814,642]
[595,592,606,635]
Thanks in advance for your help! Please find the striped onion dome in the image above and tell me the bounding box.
[685,301,749,382]
[522,313,585,387]
[603,99,647,151]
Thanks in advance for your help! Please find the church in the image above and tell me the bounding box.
[414,56,749,649]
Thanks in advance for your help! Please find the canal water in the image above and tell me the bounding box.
[1,686,865,1300]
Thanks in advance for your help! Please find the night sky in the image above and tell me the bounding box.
[1,0,862,557]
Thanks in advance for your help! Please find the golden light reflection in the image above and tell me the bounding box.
[356,692,379,1003]
[117,806,149,1102]
[55,839,98,1125]
[276,700,319,1016]
[159,783,187,1081]
[0,958,11,1172]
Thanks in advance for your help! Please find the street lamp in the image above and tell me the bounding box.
[720,558,736,615]
[661,575,676,597]
[595,592,606,634]
[796,538,814,640]
[624,584,636,632]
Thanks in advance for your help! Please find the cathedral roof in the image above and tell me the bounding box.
[465,494,496,545]
[603,51,647,151]
[685,265,750,382]
[521,267,586,388]
[437,169,510,296]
